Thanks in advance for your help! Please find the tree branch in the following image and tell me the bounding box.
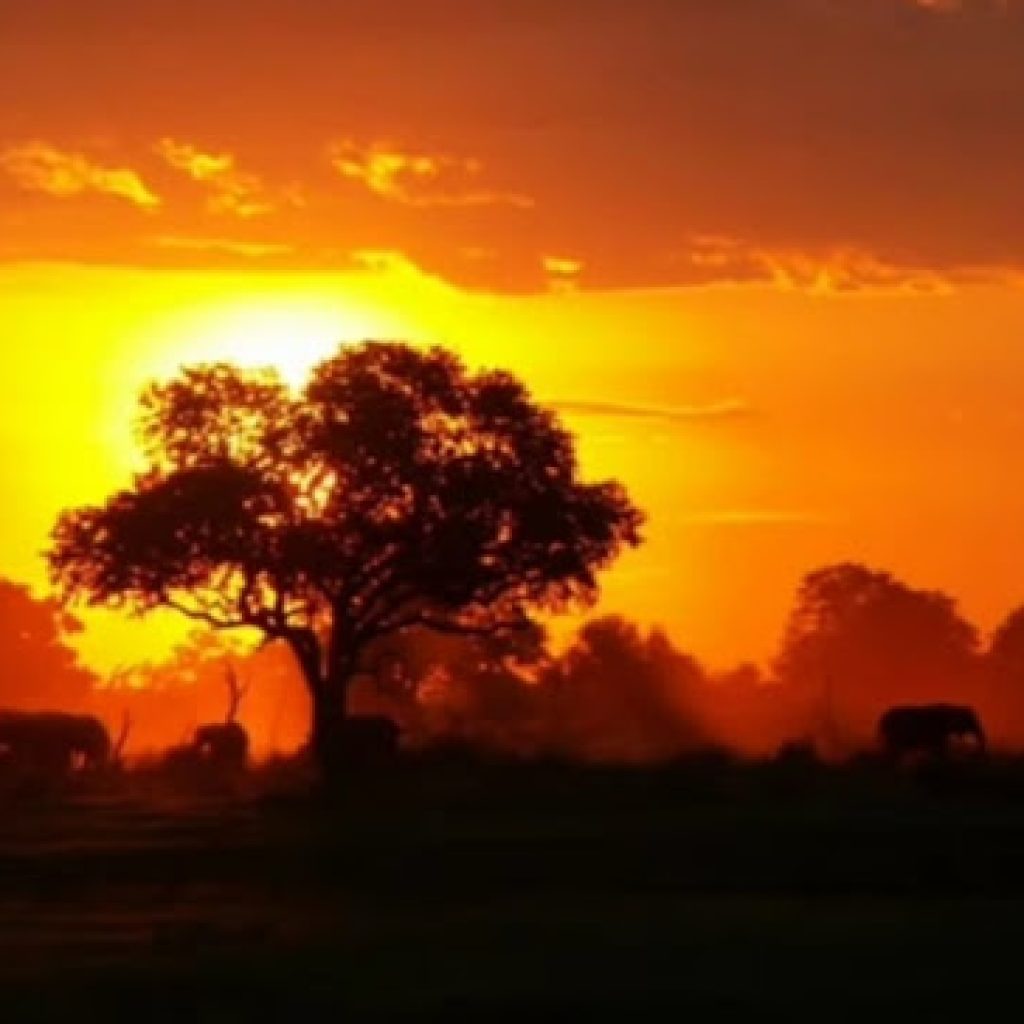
[162,595,249,630]
[366,609,532,644]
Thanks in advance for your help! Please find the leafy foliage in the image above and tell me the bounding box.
[49,343,642,738]
[774,563,979,744]
[0,578,96,710]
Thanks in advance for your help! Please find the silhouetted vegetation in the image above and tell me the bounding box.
[26,345,1024,776]
[8,421,1024,1016]
[12,550,1024,774]
[774,563,980,755]
[47,342,641,780]
[0,579,97,711]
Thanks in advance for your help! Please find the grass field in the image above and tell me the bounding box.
[3,754,1024,1020]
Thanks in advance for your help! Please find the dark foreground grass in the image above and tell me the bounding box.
[3,753,1024,1020]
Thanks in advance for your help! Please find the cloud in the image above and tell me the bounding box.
[910,0,1013,11]
[680,510,835,528]
[542,255,584,293]
[552,398,752,422]
[0,142,160,209]
[330,141,534,209]
[154,139,293,218]
[543,257,583,277]
[149,235,294,257]
[676,237,957,296]
[6,2,1024,290]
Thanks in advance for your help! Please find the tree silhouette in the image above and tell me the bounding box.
[774,563,978,748]
[980,606,1024,741]
[538,616,706,762]
[352,622,549,751]
[0,577,97,711]
[987,607,1024,683]
[48,342,642,776]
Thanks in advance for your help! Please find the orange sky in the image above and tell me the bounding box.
[3,0,1024,674]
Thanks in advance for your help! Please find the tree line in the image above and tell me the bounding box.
[4,560,1024,762]
[2,339,1017,771]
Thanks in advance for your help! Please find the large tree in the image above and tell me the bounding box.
[49,342,642,774]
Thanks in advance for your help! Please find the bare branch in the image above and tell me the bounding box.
[162,594,249,630]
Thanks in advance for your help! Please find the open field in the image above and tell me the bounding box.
[3,756,1024,1020]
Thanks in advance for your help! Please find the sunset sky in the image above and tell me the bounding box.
[4,0,1024,673]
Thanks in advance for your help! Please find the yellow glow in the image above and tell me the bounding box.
[139,294,405,388]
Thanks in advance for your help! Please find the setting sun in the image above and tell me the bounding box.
[137,293,414,388]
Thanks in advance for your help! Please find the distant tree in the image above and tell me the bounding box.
[101,630,308,756]
[355,622,550,750]
[539,616,706,762]
[698,662,800,756]
[774,563,979,747]
[48,342,642,777]
[980,607,1024,740]
[109,629,250,692]
[987,607,1024,683]
[0,577,97,710]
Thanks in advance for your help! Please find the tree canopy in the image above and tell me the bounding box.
[0,577,96,711]
[774,563,978,745]
[49,342,642,766]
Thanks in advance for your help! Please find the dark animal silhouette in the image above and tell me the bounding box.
[192,721,249,770]
[0,711,111,775]
[162,661,249,774]
[878,703,986,760]
[327,715,401,769]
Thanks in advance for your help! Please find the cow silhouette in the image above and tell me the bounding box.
[878,703,986,760]
[0,711,112,775]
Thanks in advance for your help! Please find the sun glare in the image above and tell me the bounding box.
[150,296,397,387]
[93,285,420,480]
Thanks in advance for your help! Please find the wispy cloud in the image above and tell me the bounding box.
[542,256,584,293]
[149,235,294,257]
[553,398,752,422]
[543,257,583,277]
[346,248,433,276]
[681,236,955,296]
[330,141,534,209]
[154,139,295,218]
[0,142,160,209]
[679,510,836,528]
[908,0,1008,12]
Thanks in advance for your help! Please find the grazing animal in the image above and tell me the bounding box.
[162,660,250,775]
[0,711,111,775]
[192,721,249,770]
[162,741,200,772]
[336,715,401,767]
[878,703,986,760]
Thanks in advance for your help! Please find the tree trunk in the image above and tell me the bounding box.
[285,631,353,784]
[310,674,350,784]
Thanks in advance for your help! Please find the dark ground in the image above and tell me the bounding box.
[3,754,1024,1021]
